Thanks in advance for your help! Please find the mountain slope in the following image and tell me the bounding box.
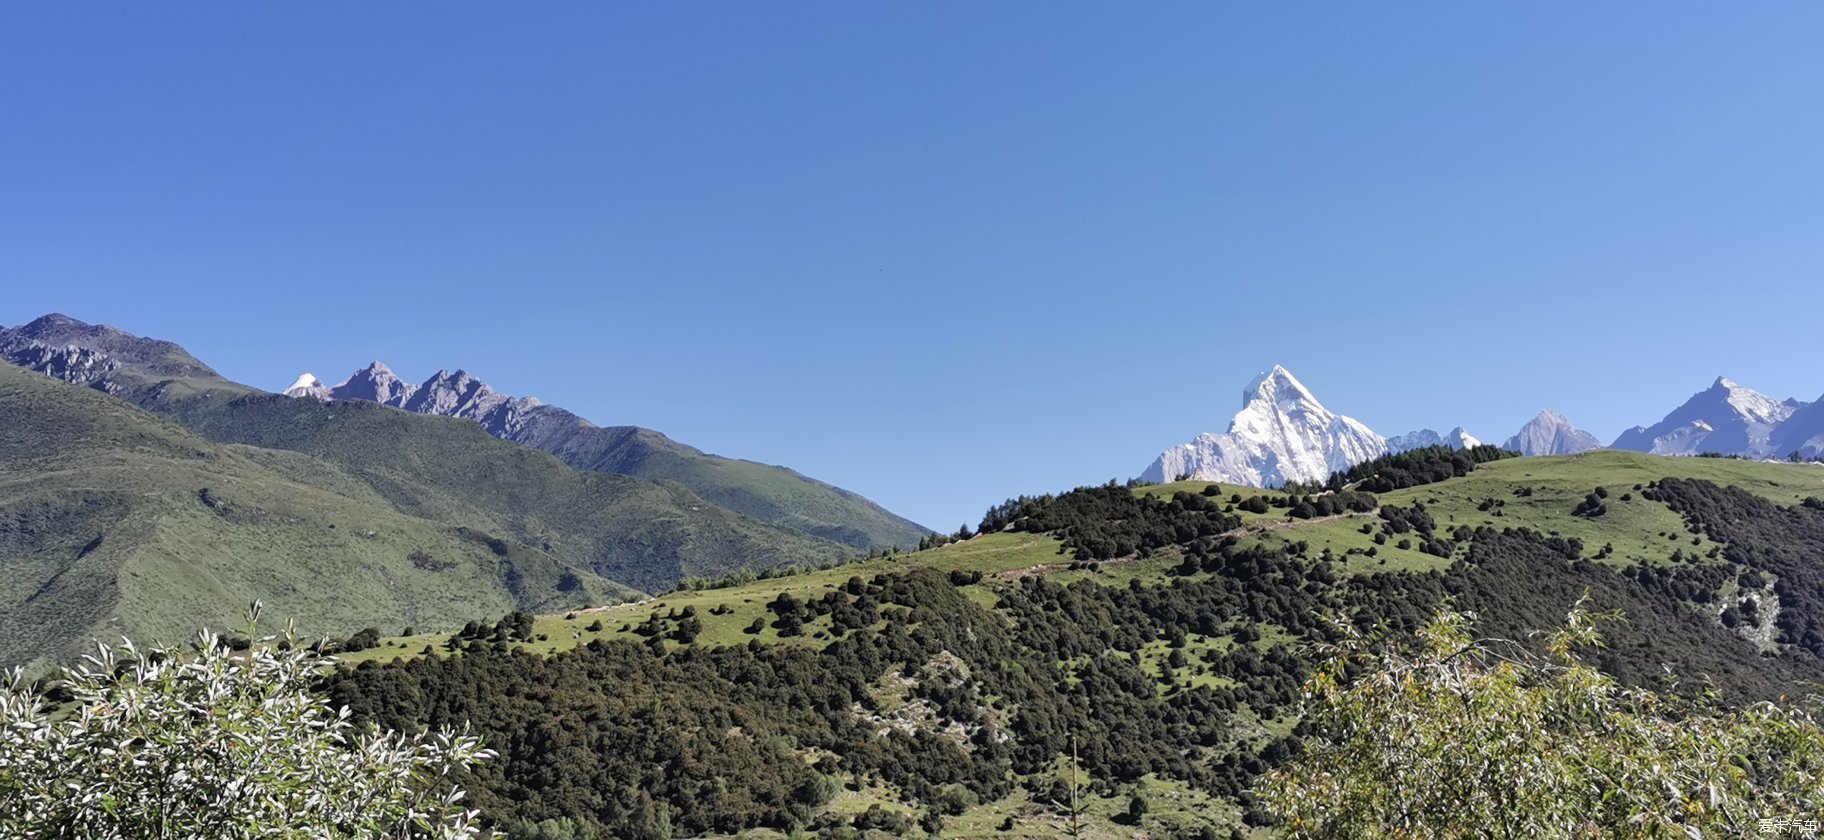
[140,389,852,593]
[1502,409,1603,455]
[1771,393,1824,460]
[329,449,1824,838]
[1140,365,1387,486]
[291,362,931,550]
[0,363,634,668]
[1,315,855,594]
[1611,376,1798,457]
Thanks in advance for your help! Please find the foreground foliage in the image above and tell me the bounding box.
[1263,605,1824,837]
[0,604,493,839]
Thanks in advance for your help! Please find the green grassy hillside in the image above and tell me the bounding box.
[3,313,931,556]
[138,389,852,592]
[0,364,636,669]
[349,451,1824,667]
[561,424,933,551]
[326,450,1824,838]
[1177,450,1824,571]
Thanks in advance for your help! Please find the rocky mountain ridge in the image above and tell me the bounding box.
[284,361,931,550]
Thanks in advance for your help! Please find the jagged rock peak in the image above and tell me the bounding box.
[331,361,416,405]
[1503,410,1603,456]
[1387,426,1483,454]
[1140,365,1387,487]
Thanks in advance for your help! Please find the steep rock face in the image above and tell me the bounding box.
[1503,410,1603,456]
[1139,365,1388,487]
[1,342,123,392]
[1610,377,1798,458]
[1387,427,1483,453]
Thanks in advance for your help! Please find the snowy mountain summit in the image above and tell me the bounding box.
[283,373,330,399]
[1139,365,1388,487]
[1610,376,1798,458]
[1387,427,1482,454]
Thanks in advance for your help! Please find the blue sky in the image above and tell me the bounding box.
[5,4,1824,530]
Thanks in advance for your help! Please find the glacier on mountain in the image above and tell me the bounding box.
[1139,365,1388,487]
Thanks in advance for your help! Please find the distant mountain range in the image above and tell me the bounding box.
[1611,377,1804,459]
[0,313,928,666]
[0,314,926,551]
[1387,427,1482,454]
[284,362,928,550]
[1141,365,1824,489]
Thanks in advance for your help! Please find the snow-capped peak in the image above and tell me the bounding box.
[1241,365,1320,410]
[1710,376,1793,426]
[284,373,330,399]
[1387,427,1484,454]
[1611,376,1796,456]
[1141,365,1387,487]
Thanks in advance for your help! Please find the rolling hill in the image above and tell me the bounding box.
[325,448,1824,837]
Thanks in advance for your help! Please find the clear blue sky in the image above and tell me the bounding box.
[5,4,1824,530]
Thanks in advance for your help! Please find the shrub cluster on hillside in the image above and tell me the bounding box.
[311,476,1824,836]
[1284,444,1516,494]
[980,482,1243,561]
[1650,478,1824,660]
